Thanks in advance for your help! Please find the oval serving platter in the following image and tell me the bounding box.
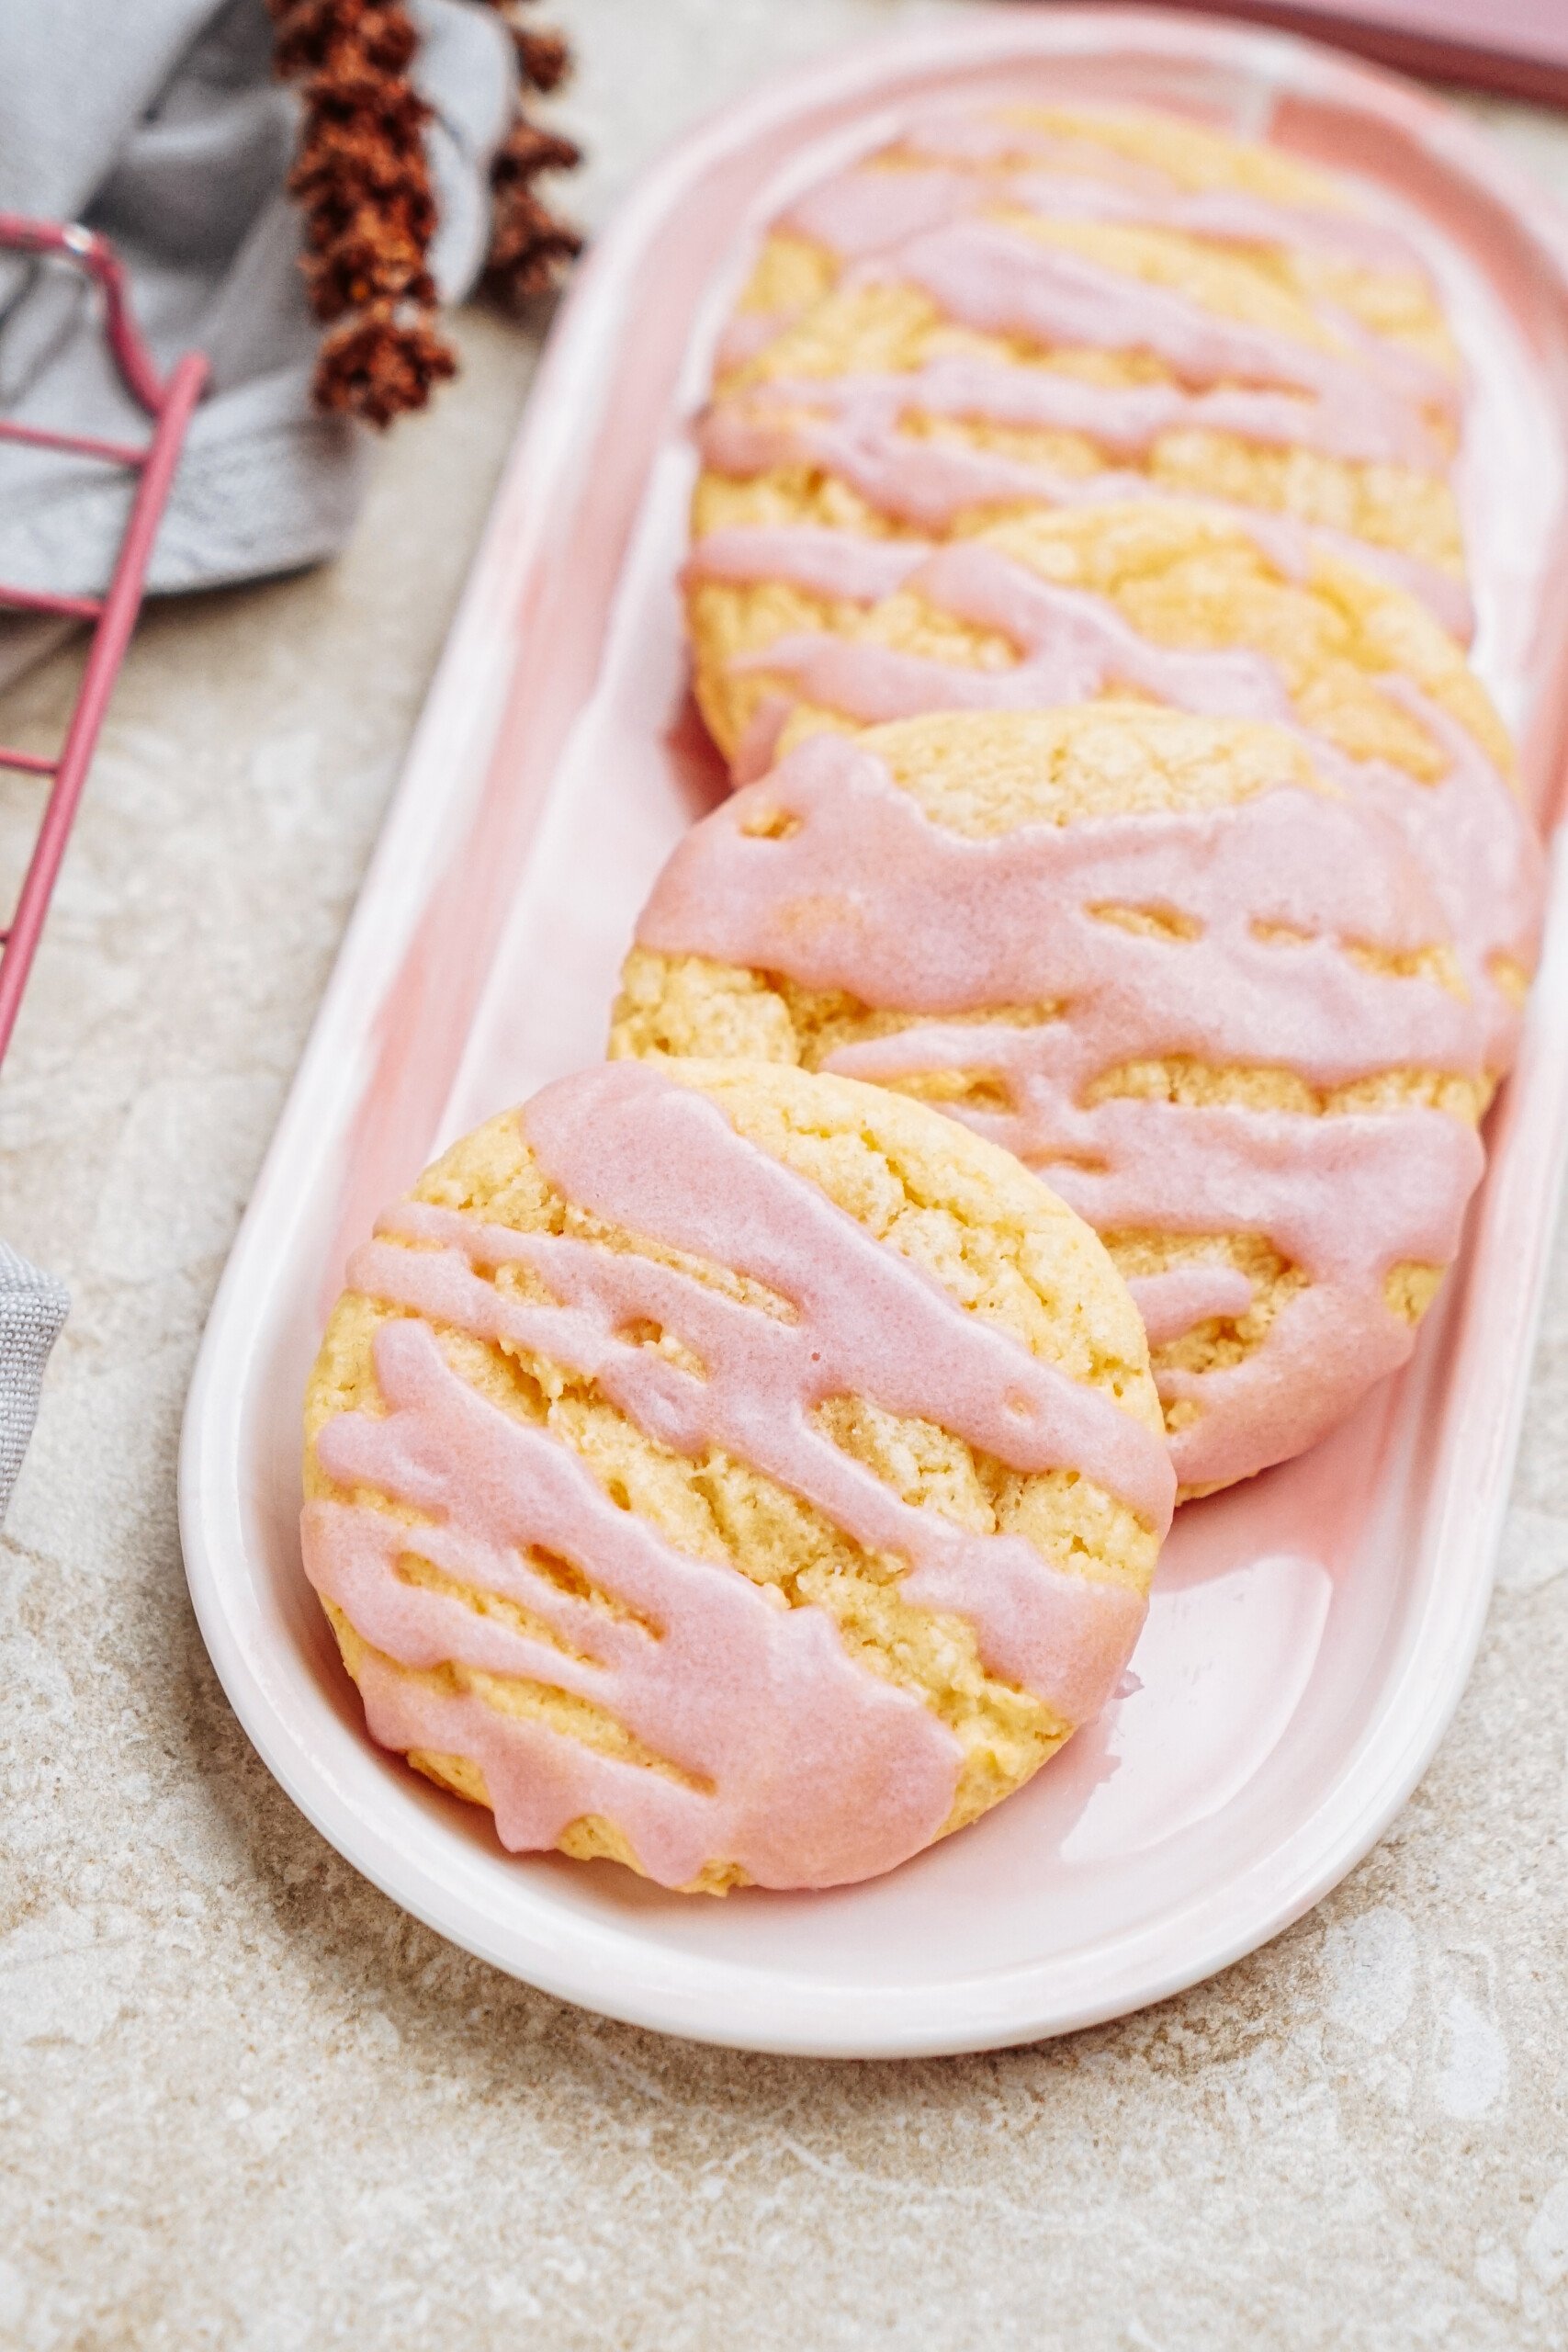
[180,8,1568,2058]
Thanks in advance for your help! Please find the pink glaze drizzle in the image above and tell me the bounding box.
[1008,173,1434,278]
[695,396,1468,641]
[867,217,1451,427]
[1128,1262,1258,1349]
[304,1064,1171,1885]
[720,347,1440,480]
[784,164,980,261]
[719,537,1539,1064]
[892,111,1436,282]
[305,1317,961,1890]
[703,139,1464,645]
[786,153,1433,284]
[634,735,1492,1490]
[730,140,1435,366]
[682,526,931,605]
[701,390,1171,536]
[688,502,1470,658]
[714,310,792,374]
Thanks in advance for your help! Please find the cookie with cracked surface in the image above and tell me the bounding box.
[302,1057,1173,1894]
[611,708,1495,1496]
[704,497,1540,1073]
[691,108,1465,771]
[719,102,1455,391]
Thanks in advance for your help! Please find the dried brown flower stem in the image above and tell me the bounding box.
[268,0,454,425]
[477,0,583,309]
[269,0,580,426]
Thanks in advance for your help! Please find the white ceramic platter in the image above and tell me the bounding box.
[180,8,1568,2057]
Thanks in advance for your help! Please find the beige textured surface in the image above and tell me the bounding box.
[1,5,1566,2345]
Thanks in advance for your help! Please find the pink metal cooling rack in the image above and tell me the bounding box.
[0,217,208,1066]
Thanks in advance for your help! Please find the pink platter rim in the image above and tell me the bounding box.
[179,7,1568,2057]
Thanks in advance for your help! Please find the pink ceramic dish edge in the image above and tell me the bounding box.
[180,9,1568,2057]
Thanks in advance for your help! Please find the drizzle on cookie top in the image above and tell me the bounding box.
[303,1062,1172,1890]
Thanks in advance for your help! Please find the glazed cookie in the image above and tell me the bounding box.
[301,1058,1174,1893]
[690,110,1464,768]
[707,498,1540,1070]
[720,104,1454,386]
[611,709,1495,1495]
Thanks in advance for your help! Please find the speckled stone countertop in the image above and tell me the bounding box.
[2,6,1567,2345]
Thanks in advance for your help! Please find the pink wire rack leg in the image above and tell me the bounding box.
[0,216,208,1067]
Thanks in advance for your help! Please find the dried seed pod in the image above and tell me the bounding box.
[478,0,581,310]
[269,0,581,424]
[312,301,457,427]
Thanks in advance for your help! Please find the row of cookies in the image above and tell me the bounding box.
[296,105,1544,1894]
[617,101,1545,1498]
[689,96,1472,780]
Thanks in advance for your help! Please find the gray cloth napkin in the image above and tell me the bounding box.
[0,0,514,648]
[0,1246,68,1518]
[0,0,519,1510]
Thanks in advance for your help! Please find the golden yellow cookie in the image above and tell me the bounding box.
[724,104,1454,386]
[705,495,1505,796]
[689,452,1464,774]
[693,106,1462,769]
[302,1057,1171,1893]
[611,707,1492,1497]
[717,495,1537,1069]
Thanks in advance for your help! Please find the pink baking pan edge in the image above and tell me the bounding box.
[179,8,1568,2058]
